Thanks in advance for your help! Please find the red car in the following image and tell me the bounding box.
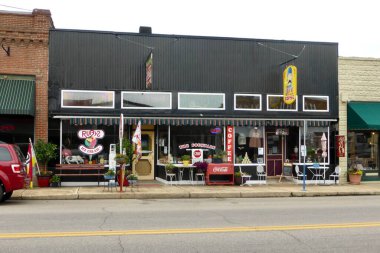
[0,142,28,203]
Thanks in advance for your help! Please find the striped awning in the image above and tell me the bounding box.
[66,117,333,127]
[0,79,35,116]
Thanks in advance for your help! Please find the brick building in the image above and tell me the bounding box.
[0,9,53,150]
[339,57,380,183]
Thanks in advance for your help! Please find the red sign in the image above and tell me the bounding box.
[336,135,345,157]
[193,150,202,158]
[226,126,234,163]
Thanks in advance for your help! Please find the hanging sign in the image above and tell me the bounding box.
[145,52,153,89]
[226,126,234,163]
[283,65,297,105]
[77,129,105,155]
[336,135,345,157]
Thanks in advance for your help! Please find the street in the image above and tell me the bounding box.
[1,196,380,253]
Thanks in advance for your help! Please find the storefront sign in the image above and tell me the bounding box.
[77,129,105,155]
[178,143,216,150]
[226,126,234,163]
[276,128,289,135]
[210,127,222,134]
[192,149,203,163]
[283,65,297,105]
[336,135,345,157]
[0,124,15,131]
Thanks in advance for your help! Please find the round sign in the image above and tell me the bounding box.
[193,150,202,158]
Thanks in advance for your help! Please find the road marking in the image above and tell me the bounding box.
[1,222,380,239]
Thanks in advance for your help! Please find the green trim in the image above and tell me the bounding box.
[0,75,35,81]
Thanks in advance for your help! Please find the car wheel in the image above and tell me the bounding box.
[3,191,13,201]
[0,183,4,203]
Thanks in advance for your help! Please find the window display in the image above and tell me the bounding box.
[300,127,329,163]
[235,126,264,164]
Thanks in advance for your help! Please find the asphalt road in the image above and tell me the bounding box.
[1,196,380,253]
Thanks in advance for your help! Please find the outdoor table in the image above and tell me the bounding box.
[174,164,196,184]
[307,165,328,184]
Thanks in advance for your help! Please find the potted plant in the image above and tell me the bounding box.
[127,173,138,186]
[193,161,208,173]
[212,150,226,163]
[234,171,242,185]
[117,138,135,166]
[165,163,176,173]
[104,169,116,180]
[181,155,191,166]
[50,175,61,187]
[348,164,363,185]
[34,139,58,187]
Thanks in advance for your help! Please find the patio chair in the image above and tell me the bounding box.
[165,169,177,186]
[329,166,340,184]
[239,166,251,186]
[195,171,205,185]
[295,165,305,182]
[256,165,266,182]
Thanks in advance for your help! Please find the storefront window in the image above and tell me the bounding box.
[303,96,329,112]
[348,131,379,179]
[234,94,261,110]
[267,95,297,111]
[235,127,264,164]
[169,126,224,163]
[61,121,120,164]
[157,126,169,164]
[178,93,225,110]
[61,90,114,108]
[122,92,171,109]
[300,127,329,164]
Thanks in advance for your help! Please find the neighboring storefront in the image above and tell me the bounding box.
[339,57,380,182]
[0,9,53,150]
[48,29,338,182]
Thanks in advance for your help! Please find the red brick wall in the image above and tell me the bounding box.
[0,9,54,142]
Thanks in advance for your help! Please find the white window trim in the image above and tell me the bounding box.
[267,94,298,111]
[121,91,172,109]
[234,93,262,111]
[61,90,115,109]
[178,92,225,110]
[303,95,329,112]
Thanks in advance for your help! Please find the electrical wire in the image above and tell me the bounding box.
[0,4,32,12]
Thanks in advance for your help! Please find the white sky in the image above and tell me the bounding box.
[1,0,379,58]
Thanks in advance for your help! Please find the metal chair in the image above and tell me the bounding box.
[329,166,340,184]
[195,170,205,185]
[294,165,305,182]
[165,169,177,186]
[239,166,251,186]
[256,165,266,182]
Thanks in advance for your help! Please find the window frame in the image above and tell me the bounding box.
[234,93,262,111]
[121,91,172,109]
[303,95,329,112]
[267,94,298,111]
[61,90,115,109]
[178,92,225,110]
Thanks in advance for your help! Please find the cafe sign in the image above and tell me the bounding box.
[226,126,234,163]
[283,65,297,105]
[77,129,105,155]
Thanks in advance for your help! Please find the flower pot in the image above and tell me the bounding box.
[349,174,362,185]
[51,182,60,187]
[37,175,51,187]
[183,160,190,166]
[117,174,129,186]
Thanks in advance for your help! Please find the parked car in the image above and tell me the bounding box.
[0,141,28,203]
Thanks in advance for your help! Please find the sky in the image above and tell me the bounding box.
[1,0,379,58]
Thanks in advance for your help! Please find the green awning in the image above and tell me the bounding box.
[348,102,380,130]
[0,79,35,116]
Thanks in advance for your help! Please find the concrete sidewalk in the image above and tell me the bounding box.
[11,181,380,200]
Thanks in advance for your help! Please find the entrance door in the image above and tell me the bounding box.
[133,131,154,180]
[266,132,284,176]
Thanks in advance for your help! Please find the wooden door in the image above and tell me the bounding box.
[133,130,154,180]
[266,132,283,176]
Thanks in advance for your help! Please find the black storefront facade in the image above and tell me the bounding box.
[48,29,338,183]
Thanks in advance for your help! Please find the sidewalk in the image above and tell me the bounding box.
[12,181,380,200]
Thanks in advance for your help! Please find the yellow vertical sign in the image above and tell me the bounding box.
[283,65,297,105]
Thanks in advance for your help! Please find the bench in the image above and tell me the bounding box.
[55,164,106,186]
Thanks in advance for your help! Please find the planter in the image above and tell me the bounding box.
[128,180,137,186]
[182,160,190,166]
[349,174,362,185]
[37,175,51,187]
[50,182,60,187]
[117,174,129,186]
[234,176,242,185]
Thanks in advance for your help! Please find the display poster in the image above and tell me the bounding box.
[336,135,345,157]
